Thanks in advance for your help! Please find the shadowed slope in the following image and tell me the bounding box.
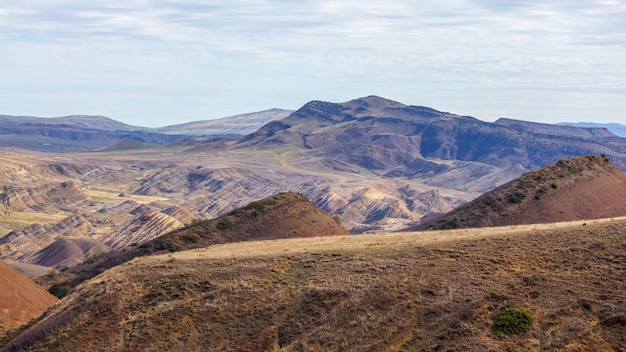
[26,237,110,269]
[413,155,626,230]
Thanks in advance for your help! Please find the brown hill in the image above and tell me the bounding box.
[26,237,110,269]
[413,155,626,230]
[0,260,57,341]
[4,219,625,351]
[46,192,349,296]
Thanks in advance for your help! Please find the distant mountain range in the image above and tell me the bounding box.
[236,96,626,171]
[156,108,294,136]
[2,104,623,155]
[0,109,293,152]
[558,121,626,137]
[1,96,626,235]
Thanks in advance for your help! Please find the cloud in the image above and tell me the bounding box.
[0,0,624,125]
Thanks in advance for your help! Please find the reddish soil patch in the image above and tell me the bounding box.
[0,260,57,340]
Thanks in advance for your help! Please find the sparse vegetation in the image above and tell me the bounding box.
[492,308,534,336]
[8,219,625,351]
[417,155,626,231]
[216,218,231,230]
[48,282,71,299]
[183,233,200,243]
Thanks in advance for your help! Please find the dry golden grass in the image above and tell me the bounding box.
[0,212,68,235]
[6,217,625,351]
[83,188,170,204]
[158,216,626,262]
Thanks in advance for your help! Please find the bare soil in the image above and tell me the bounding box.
[0,261,57,341]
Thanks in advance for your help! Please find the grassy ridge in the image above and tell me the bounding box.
[8,219,626,351]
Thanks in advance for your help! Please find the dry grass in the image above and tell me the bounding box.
[157,216,626,261]
[83,188,170,204]
[0,212,68,235]
[417,155,626,231]
[6,218,625,351]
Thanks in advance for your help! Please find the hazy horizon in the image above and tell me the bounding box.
[1,1,624,127]
[1,98,625,130]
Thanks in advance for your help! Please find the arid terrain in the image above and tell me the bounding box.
[0,261,57,339]
[3,97,626,268]
[1,97,626,351]
[3,217,625,351]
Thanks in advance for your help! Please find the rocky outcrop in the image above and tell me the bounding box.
[0,182,92,212]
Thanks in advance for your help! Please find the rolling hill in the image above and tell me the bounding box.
[412,155,626,230]
[0,115,136,131]
[155,108,294,136]
[44,192,350,294]
[3,218,624,351]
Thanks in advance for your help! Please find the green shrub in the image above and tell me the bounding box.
[183,233,200,243]
[156,241,169,250]
[49,283,72,299]
[216,218,231,230]
[492,308,534,336]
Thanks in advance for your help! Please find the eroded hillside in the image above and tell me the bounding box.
[3,96,626,276]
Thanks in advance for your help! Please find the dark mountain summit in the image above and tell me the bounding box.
[237,96,626,172]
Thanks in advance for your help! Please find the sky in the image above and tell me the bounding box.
[1,1,625,127]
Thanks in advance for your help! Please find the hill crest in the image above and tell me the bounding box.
[413,155,626,230]
[46,192,349,295]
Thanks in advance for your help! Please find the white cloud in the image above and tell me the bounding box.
[0,0,624,125]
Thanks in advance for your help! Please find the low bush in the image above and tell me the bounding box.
[217,218,231,230]
[183,233,200,243]
[492,308,533,336]
[49,282,72,299]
